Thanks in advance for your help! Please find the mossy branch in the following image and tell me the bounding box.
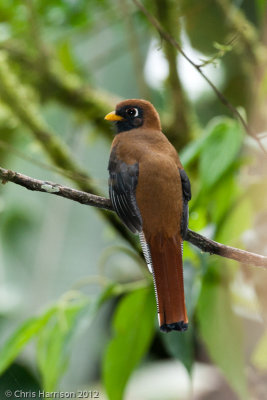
[0,51,137,249]
[0,44,116,141]
[0,52,92,189]
[119,0,150,99]
[0,42,189,147]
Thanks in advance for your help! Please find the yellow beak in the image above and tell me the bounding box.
[104,111,124,121]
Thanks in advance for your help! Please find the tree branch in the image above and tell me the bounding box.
[0,40,187,148]
[119,0,150,100]
[154,0,191,150]
[0,44,116,141]
[1,165,267,268]
[0,51,94,192]
[132,0,267,156]
[0,166,112,210]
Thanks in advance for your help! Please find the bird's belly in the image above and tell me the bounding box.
[136,157,183,238]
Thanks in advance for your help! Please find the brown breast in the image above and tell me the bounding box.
[113,128,183,238]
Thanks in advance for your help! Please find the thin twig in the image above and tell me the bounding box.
[132,0,267,155]
[216,0,262,65]
[197,36,238,68]
[1,165,267,268]
[186,230,267,268]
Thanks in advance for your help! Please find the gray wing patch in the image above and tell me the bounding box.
[108,147,142,234]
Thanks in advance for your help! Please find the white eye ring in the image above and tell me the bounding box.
[126,107,138,117]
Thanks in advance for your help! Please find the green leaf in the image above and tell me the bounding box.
[252,330,267,371]
[96,283,121,308]
[180,133,207,167]
[161,329,193,374]
[0,307,56,375]
[37,297,90,391]
[0,283,117,387]
[216,196,252,246]
[197,266,248,399]
[213,41,233,52]
[199,118,243,189]
[103,286,156,400]
[209,174,238,226]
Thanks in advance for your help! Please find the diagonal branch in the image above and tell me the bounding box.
[1,165,267,268]
[0,166,112,210]
[132,0,267,156]
[0,44,115,141]
[0,51,93,193]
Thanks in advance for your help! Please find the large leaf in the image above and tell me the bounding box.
[161,328,193,374]
[180,117,243,182]
[36,297,90,391]
[103,286,156,400]
[0,282,119,387]
[0,307,56,375]
[36,285,120,391]
[197,266,248,400]
[216,196,252,246]
[180,133,208,167]
[208,173,239,226]
[199,118,243,189]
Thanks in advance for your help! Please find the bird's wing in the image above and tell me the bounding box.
[179,168,191,239]
[108,147,142,234]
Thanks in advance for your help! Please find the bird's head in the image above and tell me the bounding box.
[104,99,161,134]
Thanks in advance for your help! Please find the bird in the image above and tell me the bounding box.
[105,99,191,332]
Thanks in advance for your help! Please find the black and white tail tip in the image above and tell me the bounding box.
[139,231,153,273]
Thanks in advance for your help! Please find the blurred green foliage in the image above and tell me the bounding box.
[103,287,155,400]
[0,0,267,399]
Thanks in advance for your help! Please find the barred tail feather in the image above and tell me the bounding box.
[139,231,153,273]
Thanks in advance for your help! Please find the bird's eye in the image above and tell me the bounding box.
[126,107,138,117]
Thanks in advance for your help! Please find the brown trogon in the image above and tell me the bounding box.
[105,99,191,332]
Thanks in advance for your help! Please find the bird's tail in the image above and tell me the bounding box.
[148,233,188,332]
